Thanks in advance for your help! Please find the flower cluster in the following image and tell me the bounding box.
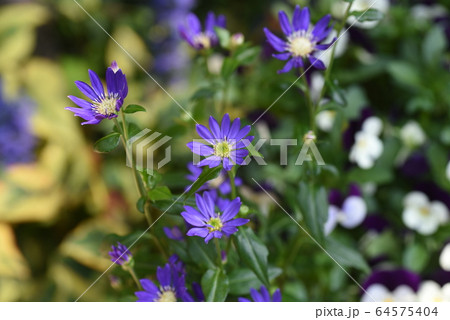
[349,116,383,169]
[108,242,133,266]
[179,11,226,50]
[66,61,128,125]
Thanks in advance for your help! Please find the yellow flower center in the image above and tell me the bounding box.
[420,207,430,216]
[93,96,118,116]
[207,217,223,232]
[289,36,314,57]
[157,289,177,302]
[214,141,232,158]
[383,297,394,302]
[194,33,211,49]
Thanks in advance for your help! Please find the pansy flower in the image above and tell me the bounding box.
[187,113,253,171]
[135,263,191,302]
[66,61,128,125]
[264,5,335,73]
[178,11,226,50]
[181,191,249,243]
[238,286,282,302]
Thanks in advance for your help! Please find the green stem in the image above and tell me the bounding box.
[316,1,353,104]
[227,170,237,199]
[301,73,315,132]
[124,265,142,290]
[214,238,223,269]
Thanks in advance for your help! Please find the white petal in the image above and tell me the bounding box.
[439,244,450,271]
[416,216,440,235]
[340,196,367,228]
[316,110,336,132]
[367,135,383,158]
[417,281,443,302]
[400,121,426,148]
[442,283,450,302]
[362,116,383,136]
[324,205,339,235]
[392,285,416,302]
[402,207,423,230]
[403,191,429,208]
[446,161,450,182]
[362,284,391,302]
[430,201,449,224]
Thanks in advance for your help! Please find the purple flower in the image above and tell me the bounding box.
[362,269,421,292]
[0,81,35,166]
[163,226,184,241]
[238,286,282,302]
[178,11,226,50]
[186,163,243,194]
[181,191,249,243]
[108,242,132,266]
[264,5,334,73]
[66,61,128,125]
[135,263,191,302]
[187,113,254,171]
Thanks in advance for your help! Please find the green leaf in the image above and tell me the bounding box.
[201,268,229,302]
[136,196,146,214]
[326,238,370,273]
[347,167,393,184]
[124,104,146,114]
[93,132,120,153]
[127,122,142,137]
[190,87,216,101]
[183,166,222,200]
[214,26,230,48]
[234,46,261,65]
[403,243,428,273]
[187,237,217,269]
[234,228,270,287]
[387,62,421,88]
[148,186,172,202]
[350,9,384,22]
[422,26,447,66]
[221,57,239,79]
[297,183,328,244]
[228,267,282,295]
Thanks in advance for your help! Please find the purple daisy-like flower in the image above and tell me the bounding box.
[187,113,254,171]
[108,242,132,266]
[181,191,249,243]
[186,163,243,194]
[238,286,282,302]
[66,61,128,125]
[264,5,335,73]
[135,263,191,302]
[178,11,226,50]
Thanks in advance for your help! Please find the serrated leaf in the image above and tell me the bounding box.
[124,104,146,114]
[148,186,172,202]
[326,238,370,273]
[184,166,222,200]
[93,132,120,153]
[351,9,384,22]
[187,237,217,269]
[297,183,328,244]
[228,267,282,295]
[234,228,270,287]
[201,268,229,302]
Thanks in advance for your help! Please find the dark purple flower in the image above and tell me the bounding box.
[181,191,249,243]
[66,61,128,125]
[108,242,132,266]
[0,82,35,166]
[362,269,421,292]
[187,113,254,171]
[135,263,191,302]
[186,163,243,194]
[163,226,184,241]
[192,282,205,302]
[238,286,282,302]
[264,5,335,73]
[178,11,226,50]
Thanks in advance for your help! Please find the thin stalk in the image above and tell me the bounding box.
[227,170,237,199]
[214,238,223,269]
[124,265,142,290]
[301,73,315,132]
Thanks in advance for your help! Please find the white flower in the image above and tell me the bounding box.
[207,54,224,75]
[402,191,449,235]
[439,244,450,271]
[349,117,383,169]
[446,161,450,182]
[417,281,450,302]
[320,30,350,67]
[325,196,367,235]
[400,121,426,148]
[316,110,336,132]
[361,284,416,302]
[332,0,390,29]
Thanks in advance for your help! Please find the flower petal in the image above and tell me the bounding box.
[308,56,326,70]
[263,28,287,52]
[278,11,292,35]
[187,227,209,238]
[187,141,214,156]
[273,52,292,60]
[221,113,231,138]
[277,59,295,73]
[196,124,215,143]
[209,116,221,139]
[221,197,241,221]
[88,69,104,98]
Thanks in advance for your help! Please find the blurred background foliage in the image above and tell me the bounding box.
[0,0,449,301]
